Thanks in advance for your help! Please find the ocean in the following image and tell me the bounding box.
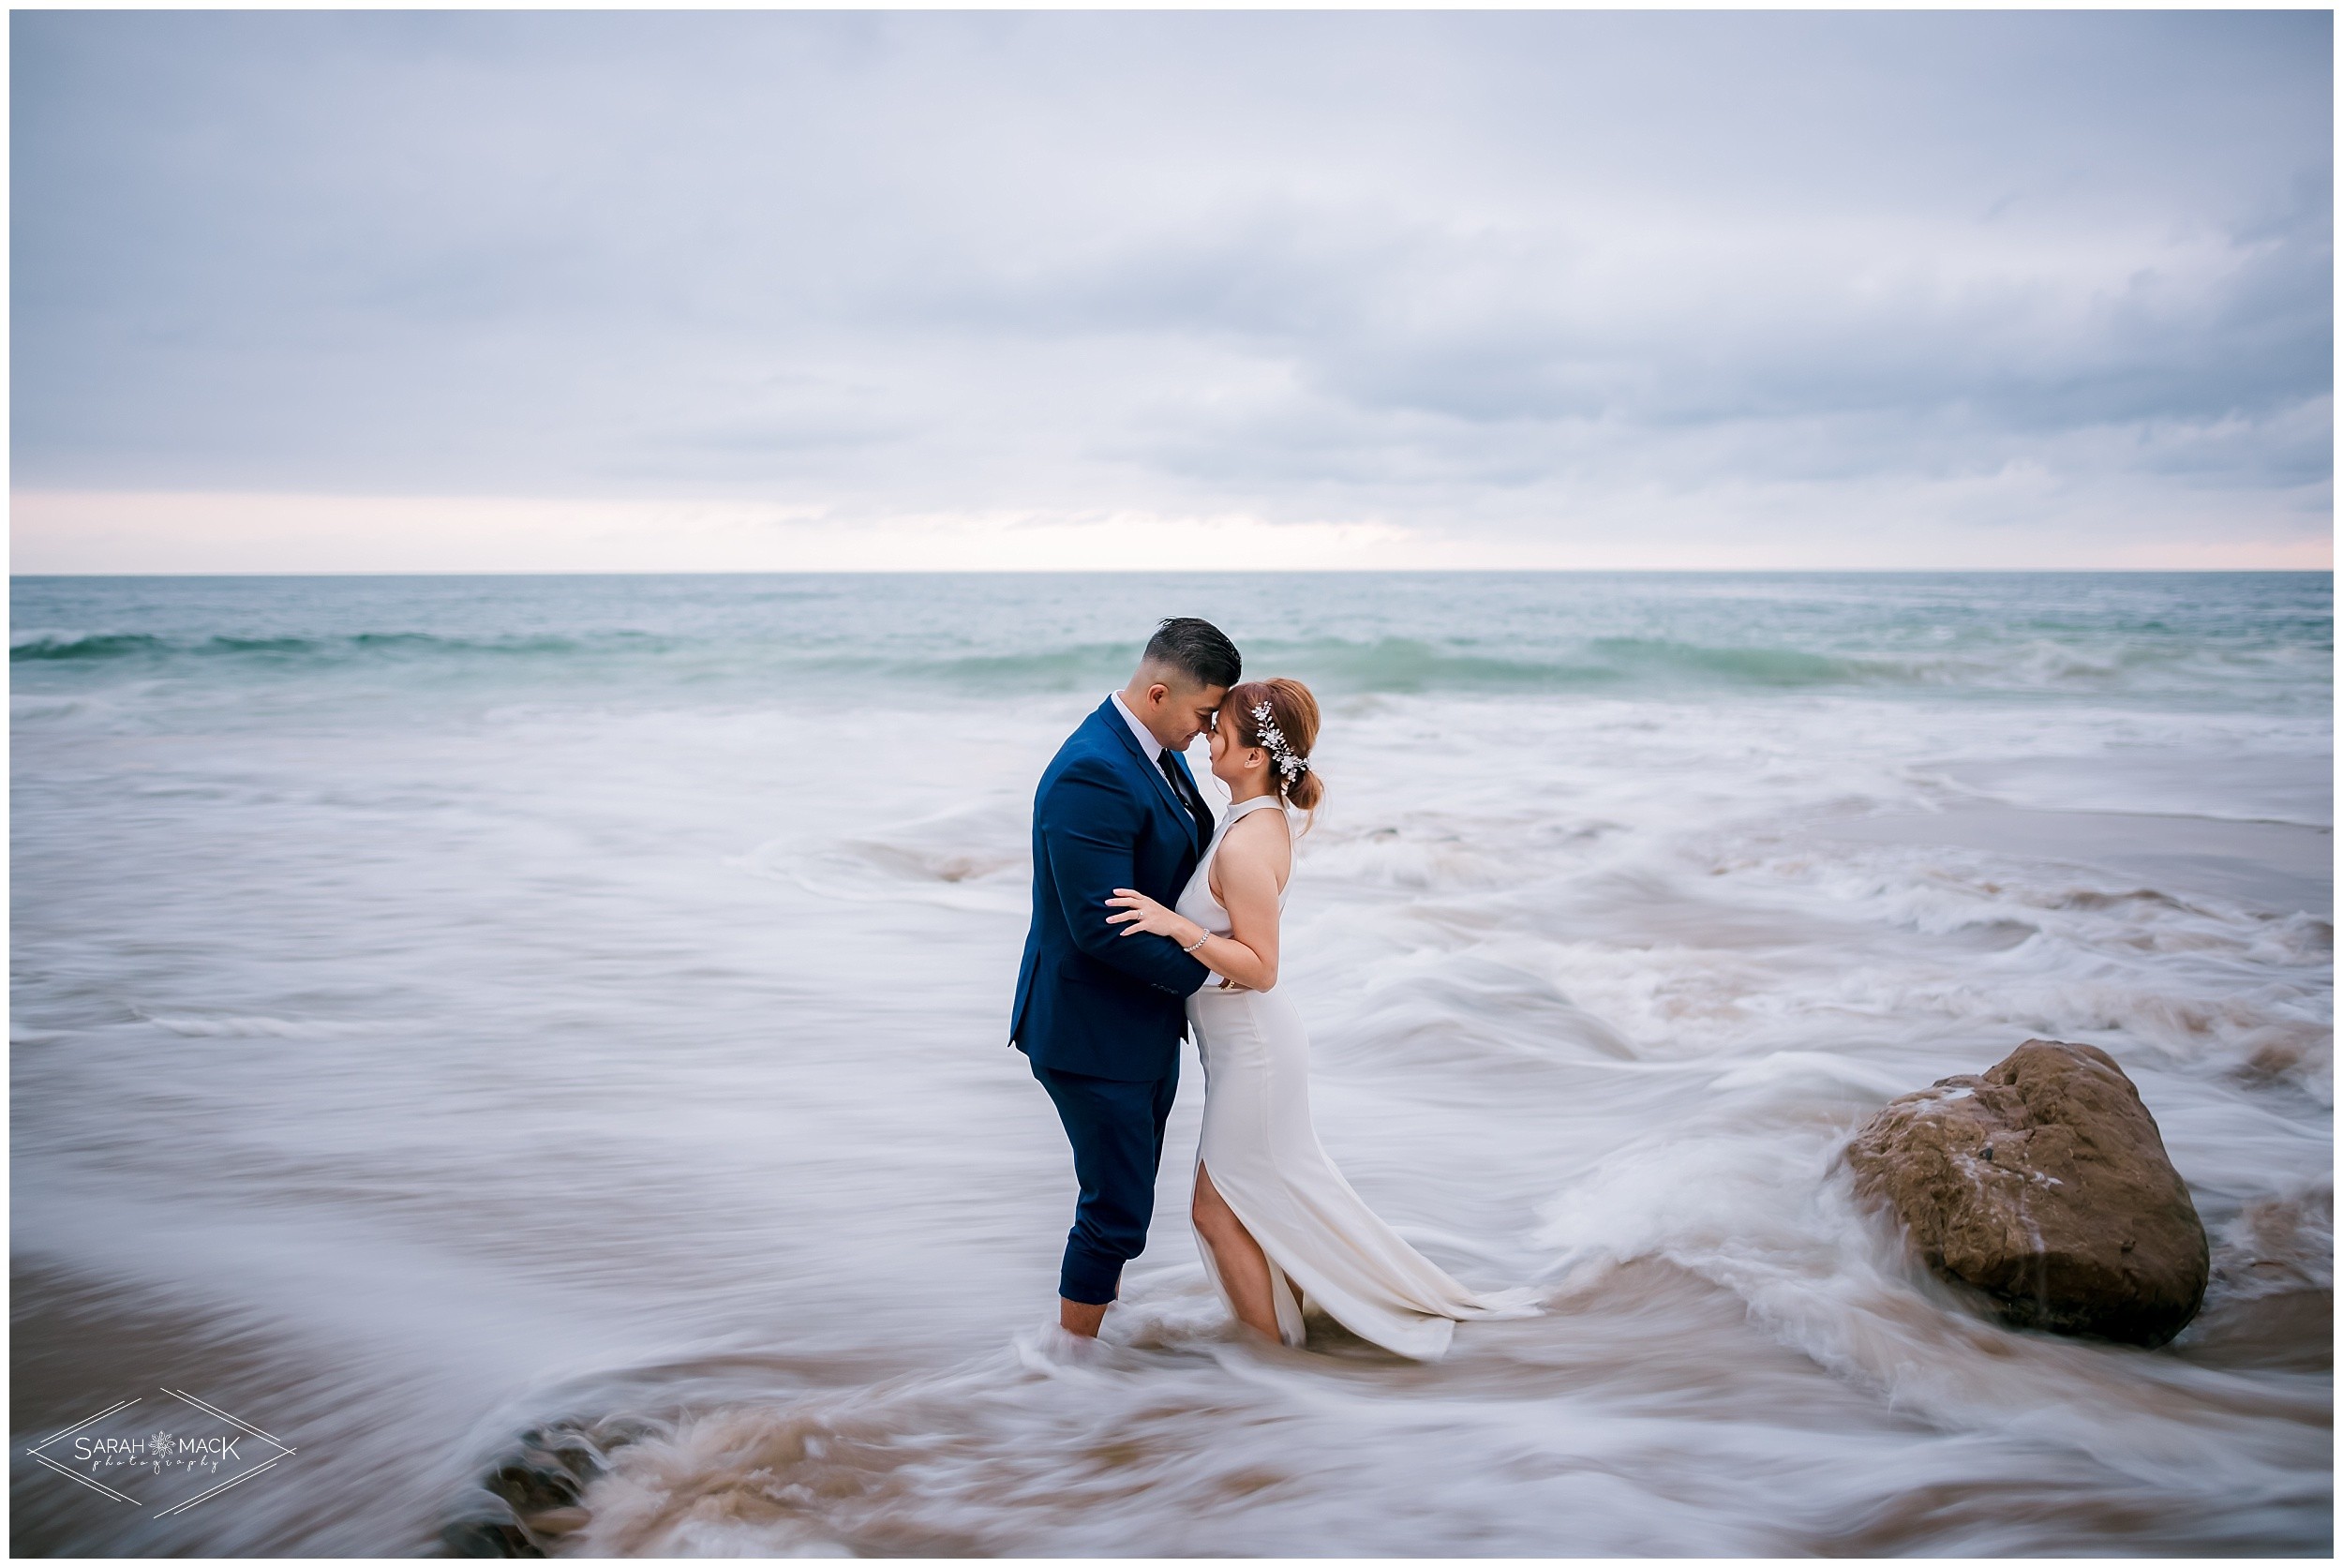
[10,570,2332,1555]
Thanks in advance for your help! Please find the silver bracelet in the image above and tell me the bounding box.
[1181,931,1211,953]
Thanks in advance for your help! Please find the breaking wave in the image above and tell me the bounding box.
[10,625,2322,705]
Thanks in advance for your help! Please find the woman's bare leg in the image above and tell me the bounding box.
[1193,1163,1282,1341]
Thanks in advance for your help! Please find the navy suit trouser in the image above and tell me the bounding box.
[1030,1058,1181,1306]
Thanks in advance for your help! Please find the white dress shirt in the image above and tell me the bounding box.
[1109,689,1164,766]
[1112,689,1218,821]
[1106,689,1162,759]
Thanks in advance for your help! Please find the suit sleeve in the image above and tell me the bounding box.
[1039,758,1213,996]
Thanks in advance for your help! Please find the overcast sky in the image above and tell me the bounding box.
[11,10,2333,571]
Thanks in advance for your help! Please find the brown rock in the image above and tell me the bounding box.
[1846,1038,2209,1347]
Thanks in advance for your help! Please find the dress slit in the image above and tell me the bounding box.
[1191,1157,1307,1347]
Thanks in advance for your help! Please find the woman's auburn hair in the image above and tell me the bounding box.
[1221,677,1324,814]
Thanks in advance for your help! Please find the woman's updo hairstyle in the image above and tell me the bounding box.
[1223,677,1324,815]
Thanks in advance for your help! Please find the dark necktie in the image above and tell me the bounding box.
[1157,747,1212,846]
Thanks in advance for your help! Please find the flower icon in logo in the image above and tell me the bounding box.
[147,1429,175,1467]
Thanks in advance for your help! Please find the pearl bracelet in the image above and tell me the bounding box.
[1181,932,1211,953]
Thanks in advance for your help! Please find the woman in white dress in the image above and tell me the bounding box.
[1108,678,1530,1361]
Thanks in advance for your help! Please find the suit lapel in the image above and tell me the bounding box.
[1095,697,1207,855]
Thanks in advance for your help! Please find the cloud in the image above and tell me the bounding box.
[9,10,2331,569]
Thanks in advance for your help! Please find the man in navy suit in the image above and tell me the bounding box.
[1011,617,1241,1338]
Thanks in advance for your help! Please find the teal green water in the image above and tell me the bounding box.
[13,571,2331,711]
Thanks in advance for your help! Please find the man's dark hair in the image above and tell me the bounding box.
[1142,617,1241,690]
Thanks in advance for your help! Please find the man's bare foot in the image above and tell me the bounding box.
[1059,1297,1109,1337]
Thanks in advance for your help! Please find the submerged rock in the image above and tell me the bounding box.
[441,1422,611,1557]
[437,1494,544,1559]
[1847,1038,2209,1347]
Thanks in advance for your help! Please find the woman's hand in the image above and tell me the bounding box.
[1106,888,1201,947]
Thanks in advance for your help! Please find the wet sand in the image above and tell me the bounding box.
[10,1259,468,1555]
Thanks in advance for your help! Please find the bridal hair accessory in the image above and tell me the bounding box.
[1251,699,1309,784]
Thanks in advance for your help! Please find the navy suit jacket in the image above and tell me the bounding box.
[1010,697,1214,1081]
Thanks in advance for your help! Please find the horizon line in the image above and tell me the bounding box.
[11,565,2335,579]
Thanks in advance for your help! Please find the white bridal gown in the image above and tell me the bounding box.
[1178,795,1533,1361]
